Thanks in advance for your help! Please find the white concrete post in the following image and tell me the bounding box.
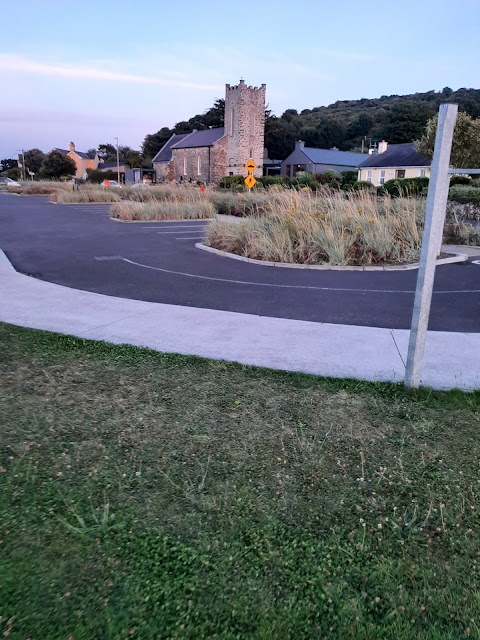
[404,103,458,389]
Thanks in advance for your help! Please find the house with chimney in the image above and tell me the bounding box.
[153,79,266,184]
[281,141,366,177]
[52,142,100,179]
[357,141,431,186]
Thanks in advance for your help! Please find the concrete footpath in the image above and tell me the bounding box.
[0,250,479,391]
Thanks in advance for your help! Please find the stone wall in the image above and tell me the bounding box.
[154,162,170,182]
[170,147,211,183]
[212,137,228,183]
[224,80,266,178]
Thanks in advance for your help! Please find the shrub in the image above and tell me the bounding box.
[87,169,119,183]
[257,175,289,187]
[349,180,376,192]
[340,170,358,189]
[218,175,245,189]
[448,185,480,205]
[449,175,472,186]
[383,177,429,197]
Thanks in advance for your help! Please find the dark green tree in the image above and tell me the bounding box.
[97,143,118,161]
[24,149,45,175]
[141,127,173,160]
[265,115,299,160]
[416,111,480,168]
[39,151,76,179]
[380,101,436,143]
[0,158,18,172]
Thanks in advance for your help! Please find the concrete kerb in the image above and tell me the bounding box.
[110,217,214,224]
[0,249,15,271]
[195,243,468,272]
[1,247,480,391]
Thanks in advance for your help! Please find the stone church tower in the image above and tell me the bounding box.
[224,80,266,178]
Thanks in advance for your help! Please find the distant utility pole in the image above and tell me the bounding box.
[18,149,26,181]
[404,103,458,389]
[114,137,120,184]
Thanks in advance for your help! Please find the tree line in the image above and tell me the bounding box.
[2,86,480,178]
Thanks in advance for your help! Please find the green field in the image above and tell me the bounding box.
[1,323,479,639]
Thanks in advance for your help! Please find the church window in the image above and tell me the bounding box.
[183,157,187,175]
[197,156,201,175]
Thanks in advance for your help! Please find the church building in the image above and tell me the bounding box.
[153,80,266,184]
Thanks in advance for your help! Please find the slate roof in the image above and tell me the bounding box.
[74,150,97,160]
[171,127,225,149]
[98,161,129,170]
[302,147,367,167]
[152,134,189,163]
[359,143,430,168]
[52,148,96,159]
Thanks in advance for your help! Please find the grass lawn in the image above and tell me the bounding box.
[1,323,479,639]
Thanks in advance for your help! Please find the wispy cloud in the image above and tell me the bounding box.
[0,53,221,90]
[0,107,131,126]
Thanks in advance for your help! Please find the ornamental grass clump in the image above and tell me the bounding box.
[205,189,425,266]
[51,188,122,203]
[111,198,214,221]
[210,191,273,217]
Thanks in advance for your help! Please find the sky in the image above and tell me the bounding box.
[1,0,479,159]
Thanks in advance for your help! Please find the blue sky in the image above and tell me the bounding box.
[1,0,479,158]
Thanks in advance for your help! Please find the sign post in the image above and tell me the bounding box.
[244,159,257,190]
[404,103,458,389]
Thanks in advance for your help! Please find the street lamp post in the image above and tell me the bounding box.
[114,137,120,184]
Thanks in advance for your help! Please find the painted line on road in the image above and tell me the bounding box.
[142,225,206,229]
[156,230,206,234]
[175,237,206,240]
[120,257,480,294]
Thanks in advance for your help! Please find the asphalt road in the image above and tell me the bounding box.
[1,193,479,332]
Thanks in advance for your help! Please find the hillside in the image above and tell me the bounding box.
[142,87,480,162]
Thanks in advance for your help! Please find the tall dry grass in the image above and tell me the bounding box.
[205,189,425,266]
[111,198,214,221]
[51,188,122,203]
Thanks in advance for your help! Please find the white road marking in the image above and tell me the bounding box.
[157,229,204,235]
[142,225,206,229]
[175,237,205,240]
[120,257,480,294]
[94,256,123,261]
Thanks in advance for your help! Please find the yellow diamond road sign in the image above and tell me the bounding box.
[244,175,256,189]
[245,159,256,173]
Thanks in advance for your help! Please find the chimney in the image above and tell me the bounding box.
[69,141,75,152]
[295,140,305,151]
[378,140,388,154]
[239,78,245,85]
